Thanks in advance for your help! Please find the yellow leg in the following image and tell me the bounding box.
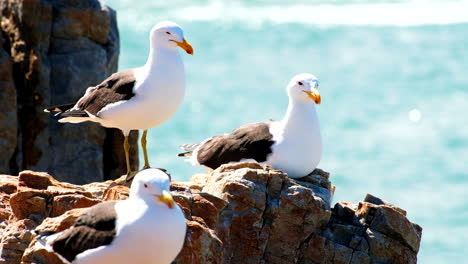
[141,129,151,169]
[124,135,138,182]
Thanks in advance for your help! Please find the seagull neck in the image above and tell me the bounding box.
[281,100,318,129]
[144,46,181,70]
[129,192,155,205]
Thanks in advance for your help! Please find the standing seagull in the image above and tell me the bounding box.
[178,73,322,178]
[45,21,193,180]
[37,168,187,264]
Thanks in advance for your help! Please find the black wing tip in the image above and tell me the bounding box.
[60,111,89,118]
[177,152,191,157]
[45,109,89,119]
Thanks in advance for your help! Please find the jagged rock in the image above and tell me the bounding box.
[0,176,17,195]
[357,201,421,252]
[35,209,84,234]
[171,184,226,264]
[0,0,138,183]
[0,219,36,264]
[304,196,423,264]
[0,163,422,264]
[197,163,332,264]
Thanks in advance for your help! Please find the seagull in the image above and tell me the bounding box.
[178,73,322,178]
[45,21,193,181]
[37,168,187,264]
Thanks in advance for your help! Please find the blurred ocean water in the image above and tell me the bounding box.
[105,0,468,262]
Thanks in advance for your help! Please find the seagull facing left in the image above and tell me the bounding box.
[44,21,193,181]
[37,168,187,264]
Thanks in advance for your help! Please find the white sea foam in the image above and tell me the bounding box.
[170,1,468,27]
[107,0,468,31]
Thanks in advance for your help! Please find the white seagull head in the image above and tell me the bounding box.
[286,73,321,104]
[130,168,176,209]
[150,21,193,55]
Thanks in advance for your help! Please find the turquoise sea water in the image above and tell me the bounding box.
[104,1,468,262]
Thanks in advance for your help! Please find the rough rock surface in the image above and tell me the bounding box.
[0,163,422,264]
[0,0,138,183]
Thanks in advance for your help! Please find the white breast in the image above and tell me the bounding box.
[265,104,322,178]
[75,199,186,264]
[96,51,185,132]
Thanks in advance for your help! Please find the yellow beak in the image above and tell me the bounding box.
[303,89,321,104]
[156,190,175,209]
[171,39,194,55]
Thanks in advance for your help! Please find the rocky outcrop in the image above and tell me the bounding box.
[186,163,333,264]
[0,163,422,264]
[0,0,138,183]
[300,194,422,264]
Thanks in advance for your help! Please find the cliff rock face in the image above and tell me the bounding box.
[0,163,422,264]
[0,0,138,183]
[0,32,16,173]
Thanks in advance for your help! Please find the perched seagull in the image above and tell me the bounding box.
[179,73,322,178]
[45,21,193,181]
[37,168,187,264]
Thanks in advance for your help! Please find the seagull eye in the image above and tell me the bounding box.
[166,31,171,35]
[144,184,148,188]
[297,81,304,86]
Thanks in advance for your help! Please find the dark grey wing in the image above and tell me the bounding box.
[51,201,118,262]
[195,122,275,169]
[74,69,136,116]
[45,69,136,118]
